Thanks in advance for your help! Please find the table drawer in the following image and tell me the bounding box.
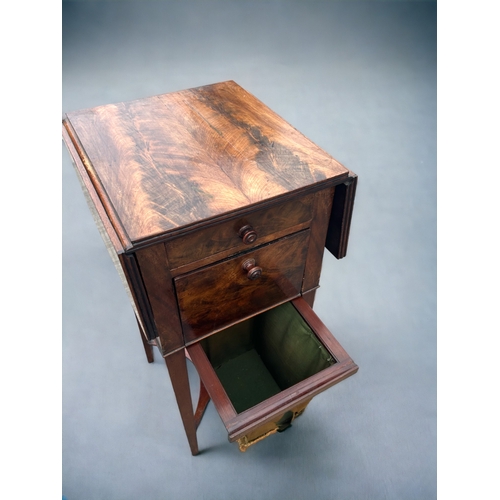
[175,230,310,342]
[165,193,314,271]
[187,297,358,450]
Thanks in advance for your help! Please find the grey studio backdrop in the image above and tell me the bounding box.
[62,1,437,499]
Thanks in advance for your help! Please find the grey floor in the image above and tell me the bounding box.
[62,1,436,499]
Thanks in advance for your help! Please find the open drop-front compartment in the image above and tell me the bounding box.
[187,297,358,451]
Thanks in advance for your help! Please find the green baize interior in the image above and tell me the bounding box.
[201,301,336,414]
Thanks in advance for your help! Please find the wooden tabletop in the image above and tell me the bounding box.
[63,81,348,246]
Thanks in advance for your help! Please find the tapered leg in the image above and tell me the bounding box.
[164,349,199,455]
[136,316,154,363]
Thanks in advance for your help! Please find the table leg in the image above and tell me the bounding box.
[164,349,199,455]
[136,316,154,363]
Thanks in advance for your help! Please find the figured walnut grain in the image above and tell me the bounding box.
[64,81,348,245]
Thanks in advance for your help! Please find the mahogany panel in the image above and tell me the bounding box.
[175,230,310,342]
[64,81,349,244]
[165,193,313,270]
[302,186,336,295]
[326,174,358,259]
[135,245,183,355]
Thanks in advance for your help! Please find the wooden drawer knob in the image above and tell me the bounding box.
[242,258,262,280]
[238,225,257,245]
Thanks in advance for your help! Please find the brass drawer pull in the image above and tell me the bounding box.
[237,428,278,452]
[238,224,257,245]
[242,258,262,280]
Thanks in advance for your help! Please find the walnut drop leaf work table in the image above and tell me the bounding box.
[62,81,359,455]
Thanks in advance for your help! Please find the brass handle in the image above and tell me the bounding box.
[238,224,257,245]
[238,428,278,452]
[242,258,262,280]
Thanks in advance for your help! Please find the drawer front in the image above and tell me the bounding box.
[186,297,358,449]
[236,399,312,452]
[165,194,314,270]
[175,230,310,342]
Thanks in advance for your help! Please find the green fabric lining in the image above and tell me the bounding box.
[214,349,282,413]
[255,302,335,389]
[203,302,336,414]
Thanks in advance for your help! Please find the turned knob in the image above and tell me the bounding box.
[238,224,257,245]
[242,258,263,280]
